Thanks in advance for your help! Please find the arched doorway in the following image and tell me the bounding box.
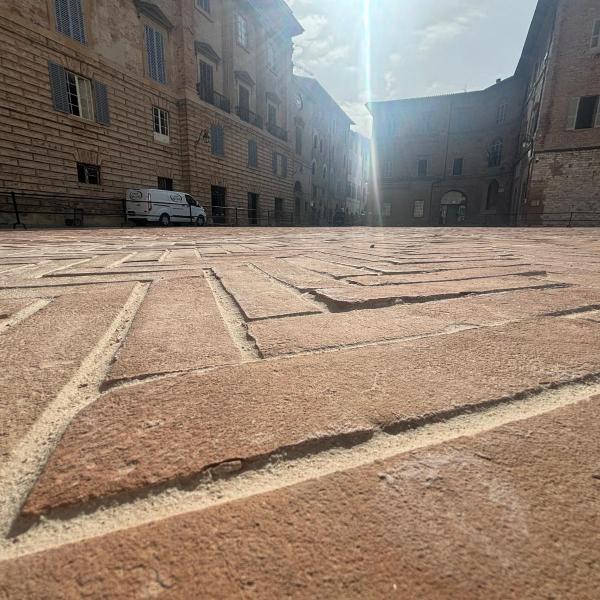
[440,191,467,226]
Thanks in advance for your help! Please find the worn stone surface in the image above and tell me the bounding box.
[106,277,240,384]
[1,227,600,598]
[2,399,600,599]
[22,317,600,515]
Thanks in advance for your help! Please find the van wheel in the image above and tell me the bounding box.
[196,215,206,227]
[159,213,170,227]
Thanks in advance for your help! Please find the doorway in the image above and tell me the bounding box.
[248,192,259,225]
[211,186,227,225]
[440,191,467,226]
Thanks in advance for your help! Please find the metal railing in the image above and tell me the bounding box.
[266,121,288,142]
[0,191,300,229]
[196,85,231,113]
[235,106,263,129]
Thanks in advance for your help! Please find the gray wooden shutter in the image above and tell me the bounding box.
[145,25,157,81]
[211,125,223,155]
[248,140,257,167]
[282,155,288,178]
[145,25,167,84]
[55,0,86,43]
[48,61,70,113]
[93,80,110,125]
[272,151,277,175]
[155,29,166,84]
[68,0,86,43]
[567,97,579,130]
[595,99,600,128]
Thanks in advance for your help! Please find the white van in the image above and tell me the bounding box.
[126,189,207,226]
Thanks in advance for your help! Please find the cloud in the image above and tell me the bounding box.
[417,3,486,54]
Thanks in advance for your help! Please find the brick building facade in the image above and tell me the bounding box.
[369,0,600,227]
[0,0,307,226]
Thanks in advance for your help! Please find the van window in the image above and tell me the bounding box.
[185,195,197,206]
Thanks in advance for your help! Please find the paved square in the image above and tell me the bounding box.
[0,227,599,599]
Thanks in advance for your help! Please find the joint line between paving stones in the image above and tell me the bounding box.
[0,281,151,541]
[203,269,263,361]
[2,374,600,561]
[0,298,52,334]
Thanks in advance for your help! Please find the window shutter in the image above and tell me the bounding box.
[211,125,223,155]
[567,97,579,130]
[155,29,166,84]
[595,101,600,129]
[272,151,277,175]
[145,25,156,80]
[282,155,288,178]
[93,80,110,125]
[48,61,69,113]
[55,0,70,36]
[248,140,257,167]
[68,0,86,43]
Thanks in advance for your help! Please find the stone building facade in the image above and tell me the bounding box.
[369,0,600,227]
[346,130,370,221]
[0,0,305,226]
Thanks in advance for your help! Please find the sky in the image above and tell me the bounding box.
[285,0,539,137]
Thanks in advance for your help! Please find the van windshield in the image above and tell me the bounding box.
[185,195,198,207]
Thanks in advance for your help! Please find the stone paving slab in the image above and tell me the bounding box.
[2,398,599,599]
[106,276,241,385]
[0,283,136,462]
[22,317,600,515]
[214,264,322,320]
[314,274,559,308]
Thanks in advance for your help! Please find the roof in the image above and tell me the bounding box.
[294,75,355,124]
[249,0,304,37]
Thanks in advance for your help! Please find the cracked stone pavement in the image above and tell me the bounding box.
[0,227,599,599]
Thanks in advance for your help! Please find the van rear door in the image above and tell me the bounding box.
[127,190,149,216]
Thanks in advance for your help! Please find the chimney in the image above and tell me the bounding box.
[496,78,502,84]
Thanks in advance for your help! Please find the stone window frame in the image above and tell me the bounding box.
[195,0,210,16]
[487,139,503,168]
[143,22,168,85]
[266,40,278,74]
[248,139,258,169]
[77,162,101,185]
[568,96,600,131]
[452,157,464,177]
[496,100,508,125]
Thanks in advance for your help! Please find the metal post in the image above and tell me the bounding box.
[568,211,573,227]
[189,204,193,225]
[11,191,25,229]
[235,207,238,226]
[267,210,271,226]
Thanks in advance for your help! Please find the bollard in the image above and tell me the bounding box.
[11,191,26,229]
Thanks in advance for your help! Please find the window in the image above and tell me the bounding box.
[267,42,277,72]
[198,61,214,103]
[66,71,94,120]
[486,180,500,210]
[236,13,248,48]
[383,203,391,217]
[383,159,393,179]
[248,139,258,168]
[55,0,86,44]
[322,165,328,180]
[319,138,323,154]
[413,200,425,218]
[591,20,600,49]
[153,107,170,140]
[417,159,428,178]
[488,139,503,167]
[211,124,224,156]
[157,176,173,191]
[195,0,210,14]
[496,101,507,125]
[570,96,600,130]
[77,163,100,185]
[144,24,166,84]
[311,160,316,176]
[48,62,110,125]
[267,103,277,127]
[313,134,318,149]
[453,158,464,176]
[295,126,303,155]
[272,152,287,178]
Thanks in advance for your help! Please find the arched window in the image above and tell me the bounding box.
[488,139,503,167]
[486,180,500,210]
[322,165,328,180]
[313,134,318,149]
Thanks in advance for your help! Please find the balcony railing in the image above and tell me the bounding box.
[196,85,231,114]
[266,121,288,142]
[235,106,263,129]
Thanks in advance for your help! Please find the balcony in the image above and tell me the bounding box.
[266,121,288,142]
[235,106,263,129]
[196,84,231,114]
